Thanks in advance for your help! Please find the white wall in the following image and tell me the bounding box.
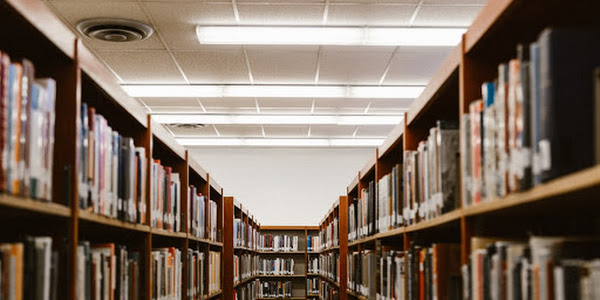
[190,148,374,226]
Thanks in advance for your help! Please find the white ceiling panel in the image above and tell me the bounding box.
[237,4,325,25]
[318,47,394,84]
[413,5,483,27]
[246,47,319,84]
[200,98,257,109]
[215,125,264,137]
[168,125,218,137]
[383,46,452,85]
[48,1,164,51]
[313,98,370,114]
[97,50,185,83]
[140,97,201,108]
[355,125,395,137]
[144,2,236,50]
[173,49,251,84]
[310,125,356,137]
[150,107,206,113]
[330,0,418,4]
[326,4,415,26]
[368,98,413,109]
[258,98,313,109]
[263,125,309,137]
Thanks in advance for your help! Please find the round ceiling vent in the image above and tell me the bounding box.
[168,123,207,129]
[76,18,154,42]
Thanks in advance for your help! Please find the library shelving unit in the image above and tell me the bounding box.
[338,0,600,299]
[258,225,313,300]
[317,197,348,300]
[0,0,225,300]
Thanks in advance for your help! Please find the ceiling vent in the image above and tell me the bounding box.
[76,18,154,42]
[168,123,206,129]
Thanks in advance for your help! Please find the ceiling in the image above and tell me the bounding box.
[44,0,485,147]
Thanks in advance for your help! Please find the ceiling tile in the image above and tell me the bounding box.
[144,2,236,50]
[355,125,395,137]
[413,5,483,27]
[263,125,309,137]
[318,47,394,84]
[215,125,264,137]
[314,98,370,114]
[200,98,257,109]
[97,50,185,83]
[168,125,218,137]
[383,46,452,85]
[327,4,415,26]
[140,97,201,107]
[237,4,325,25]
[258,98,313,109]
[173,49,251,84]
[368,98,413,110]
[47,1,165,50]
[246,47,318,84]
[310,125,356,137]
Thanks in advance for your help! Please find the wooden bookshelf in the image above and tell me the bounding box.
[0,1,228,300]
[335,1,600,300]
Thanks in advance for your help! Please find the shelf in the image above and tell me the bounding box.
[307,251,319,255]
[378,122,405,159]
[151,228,187,239]
[319,275,340,288]
[258,251,305,255]
[191,236,223,247]
[406,44,461,126]
[257,275,305,278]
[234,275,257,289]
[0,194,71,218]
[78,210,151,233]
[207,290,222,299]
[234,246,254,252]
[260,225,309,230]
[307,294,320,297]
[257,297,305,300]
[307,273,320,276]
[188,157,209,181]
[318,245,340,253]
[405,209,462,233]
[348,235,378,248]
[463,164,600,218]
[346,175,359,196]
[374,226,405,240]
[359,154,376,180]
[210,178,223,195]
[346,289,368,300]
[151,120,186,160]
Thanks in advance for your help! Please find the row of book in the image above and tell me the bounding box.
[462,27,600,206]
[234,254,258,285]
[234,218,258,249]
[348,181,375,242]
[376,165,403,233]
[307,278,319,295]
[150,160,181,232]
[308,256,319,274]
[234,279,259,300]
[319,253,339,282]
[466,236,600,300]
[78,102,146,224]
[77,242,141,300]
[258,280,293,299]
[0,237,59,300]
[347,250,376,298]
[404,120,460,225]
[257,234,299,252]
[151,247,182,300]
[0,52,56,202]
[208,251,221,295]
[186,249,204,300]
[307,235,320,252]
[319,218,339,251]
[189,185,218,241]
[258,257,296,276]
[319,281,339,300]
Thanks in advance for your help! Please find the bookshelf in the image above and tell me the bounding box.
[338,1,600,299]
[317,197,348,300]
[0,1,225,300]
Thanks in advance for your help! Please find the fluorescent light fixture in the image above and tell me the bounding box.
[153,114,403,125]
[122,85,424,99]
[177,138,384,147]
[196,26,466,46]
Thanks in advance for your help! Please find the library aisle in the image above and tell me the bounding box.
[1,0,600,299]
